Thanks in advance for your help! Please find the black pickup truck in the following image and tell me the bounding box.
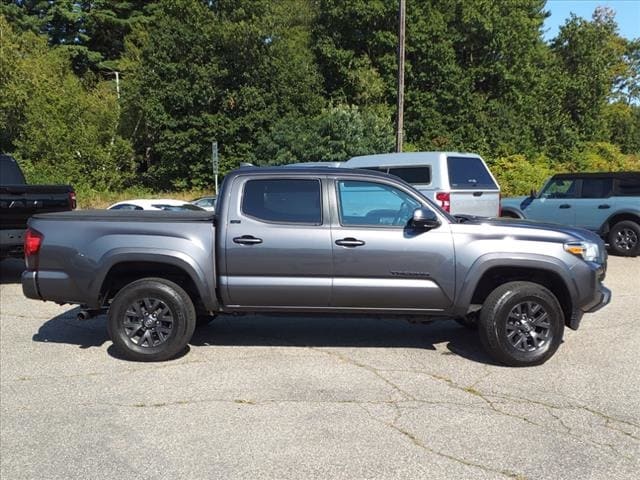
[0,154,76,260]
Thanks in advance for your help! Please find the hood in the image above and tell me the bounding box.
[453,215,604,245]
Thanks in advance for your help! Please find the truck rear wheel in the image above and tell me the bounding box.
[107,278,196,362]
[478,281,564,367]
[608,220,640,257]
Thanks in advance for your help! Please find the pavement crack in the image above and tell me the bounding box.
[309,347,417,401]
[356,404,526,479]
[378,368,637,461]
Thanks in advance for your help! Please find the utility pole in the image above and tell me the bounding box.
[212,141,219,195]
[114,71,120,99]
[395,0,406,153]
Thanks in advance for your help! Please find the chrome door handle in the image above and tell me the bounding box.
[233,235,263,245]
[335,237,365,247]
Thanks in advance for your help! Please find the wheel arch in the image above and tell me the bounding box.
[500,207,524,219]
[93,251,218,312]
[455,255,577,329]
[599,210,640,235]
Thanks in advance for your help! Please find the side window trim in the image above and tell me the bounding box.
[240,177,324,226]
[334,178,424,229]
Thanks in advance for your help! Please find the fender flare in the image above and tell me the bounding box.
[500,207,525,219]
[598,209,640,235]
[453,253,577,317]
[89,249,218,311]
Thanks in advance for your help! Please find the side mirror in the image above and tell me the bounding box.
[411,208,440,229]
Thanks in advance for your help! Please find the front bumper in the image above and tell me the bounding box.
[568,283,611,330]
[585,284,611,313]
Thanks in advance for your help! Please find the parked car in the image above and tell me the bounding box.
[108,199,205,212]
[190,195,216,211]
[501,172,640,256]
[22,167,609,367]
[287,152,501,217]
[0,154,75,260]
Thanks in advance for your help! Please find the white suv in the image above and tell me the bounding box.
[287,152,501,217]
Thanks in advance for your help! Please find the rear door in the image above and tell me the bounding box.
[330,177,455,311]
[573,177,614,230]
[222,175,333,308]
[446,156,500,217]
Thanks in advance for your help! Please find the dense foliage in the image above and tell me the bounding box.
[1,0,638,195]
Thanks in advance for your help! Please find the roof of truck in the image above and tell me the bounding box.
[229,166,396,179]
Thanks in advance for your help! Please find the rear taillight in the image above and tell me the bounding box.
[24,228,43,258]
[69,191,77,209]
[436,191,450,212]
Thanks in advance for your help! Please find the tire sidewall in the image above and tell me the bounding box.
[480,283,564,367]
[108,280,194,361]
[609,221,640,257]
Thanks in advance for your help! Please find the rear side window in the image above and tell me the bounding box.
[242,179,322,224]
[580,178,613,199]
[0,155,26,184]
[615,176,640,196]
[447,156,497,190]
[358,166,431,184]
[387,167,431,184]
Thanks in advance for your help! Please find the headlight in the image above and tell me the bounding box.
[564,241,600,262]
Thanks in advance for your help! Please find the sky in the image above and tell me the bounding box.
[544,0,640,40]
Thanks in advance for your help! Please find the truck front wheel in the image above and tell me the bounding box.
[107,278,196,362]
[478,281,564,367]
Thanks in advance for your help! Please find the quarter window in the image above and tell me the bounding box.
[615,176,640,196]
[242,179,322,224]
[337,180,421,227]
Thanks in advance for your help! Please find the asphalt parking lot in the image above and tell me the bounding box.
[1,256,638,480]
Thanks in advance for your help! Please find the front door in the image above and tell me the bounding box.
[330,178,455,311]
[222,176,332,308]
[521,177,578,225]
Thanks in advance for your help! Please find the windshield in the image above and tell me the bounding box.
[0,155,26,184]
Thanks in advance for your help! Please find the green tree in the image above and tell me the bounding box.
[550,7,627,141]
[0,16,135,191]
[122,0,326,188]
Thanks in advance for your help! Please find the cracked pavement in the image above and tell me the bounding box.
[1,256,638,479]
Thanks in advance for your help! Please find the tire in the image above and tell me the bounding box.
[500,211,520,219]
[107,277,196,362]
[608,220,640,257]
[478,281,564,367]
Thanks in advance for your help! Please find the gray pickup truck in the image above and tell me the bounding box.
[22,167,610,366]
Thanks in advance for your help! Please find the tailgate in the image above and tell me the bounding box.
[0,186,74,229]
[450,190,500,217]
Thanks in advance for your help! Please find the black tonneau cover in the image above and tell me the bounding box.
[33,209,215,222]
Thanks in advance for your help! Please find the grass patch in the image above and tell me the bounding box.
[75,187,214,209]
